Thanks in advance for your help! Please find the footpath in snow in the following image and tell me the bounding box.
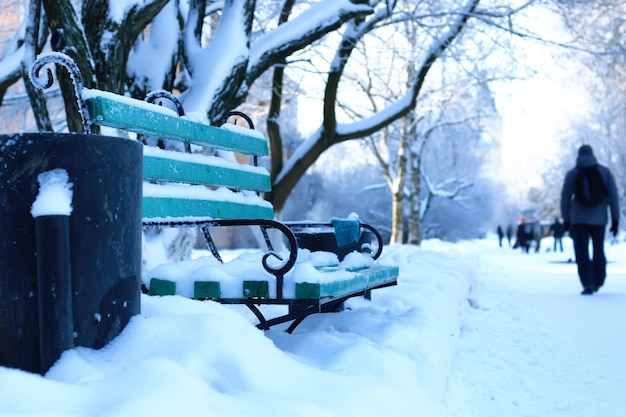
[446,236,626,417]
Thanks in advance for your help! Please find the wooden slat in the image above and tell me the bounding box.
[86,95,269,156]
[243,280,269,299]
[294,265,399,300]
[143,154,271,192]
[142,196,275,221]
[149,278,177,296]
[194,281,221,299]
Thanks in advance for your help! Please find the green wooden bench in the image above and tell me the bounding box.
[30,53,399,333]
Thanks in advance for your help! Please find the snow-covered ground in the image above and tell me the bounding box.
[1,235,625,416]
[445,237,626,416]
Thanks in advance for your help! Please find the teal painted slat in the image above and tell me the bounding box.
[86,96,269,156]
[149,278,176,296]
[295,265,399,299]
[356,265,400,286]
[143,155,271,192]
[243,281,269,299]
[194,281,221,299]
[142,196,275,221]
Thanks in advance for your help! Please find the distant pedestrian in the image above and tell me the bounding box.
[533,221,542,253]
[550,218,565,252]
[506,225,513,247]
[497,225,504,247]
[516,220,530,253]
[561,144,620,295]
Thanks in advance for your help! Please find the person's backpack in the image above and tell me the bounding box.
[574,166,608,206]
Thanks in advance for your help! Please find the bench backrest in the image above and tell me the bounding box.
[82,91,274,223]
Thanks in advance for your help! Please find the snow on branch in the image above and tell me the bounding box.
[0,46,24,86]
[248,0,373,71]
[416,168,475,218]
[183,0,251,114]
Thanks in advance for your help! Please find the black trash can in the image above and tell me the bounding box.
[0,133,142,374]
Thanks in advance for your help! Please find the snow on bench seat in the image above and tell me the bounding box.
[145,249,399,302]
[143,146,271,192]
[142,182,274,221]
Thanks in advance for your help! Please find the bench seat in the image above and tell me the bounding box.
[146,252,399,299]
[145,250,399,331]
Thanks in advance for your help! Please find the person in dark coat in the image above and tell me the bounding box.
[550,218,565,252]
[506,225,513,247]
[516,220,530,253]
[533,221,542,253]
[561,144,620,295]
[497,225,504,247]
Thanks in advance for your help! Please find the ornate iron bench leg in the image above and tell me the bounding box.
[244,302,269,330]
[201,226,223,263]
[286,318,306,334]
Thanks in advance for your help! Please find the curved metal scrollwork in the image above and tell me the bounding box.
[284,221,384,260]
[258,220,298,300]
[143,218,298,300]
[145,90,185,117]
[223,110,259,167]
[223,111,255,130]
[145,90,190,152]
[358,223,384,260]
[29,53,92,133]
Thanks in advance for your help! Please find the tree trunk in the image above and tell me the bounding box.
[407,151,422,245]
[22,0,52,132]
[390,118,408,244]
[83,0,168,93]
[390,186,404,243]
[42,0,96,132]
[267,0,295,182]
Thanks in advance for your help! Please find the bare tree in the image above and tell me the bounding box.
[307,0,508,244]
[1,0,537,233]
[541,1,626,220]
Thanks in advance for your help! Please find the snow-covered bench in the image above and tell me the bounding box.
[29,53,399,332]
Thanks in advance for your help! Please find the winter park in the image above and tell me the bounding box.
[1,1,626,416]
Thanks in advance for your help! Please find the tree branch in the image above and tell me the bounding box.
[82,0,168,93]
[21,0,52,132]
[270,0,479,211]
[0,31,25,107]
[267,0,296,183]
[247,1,373,81]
